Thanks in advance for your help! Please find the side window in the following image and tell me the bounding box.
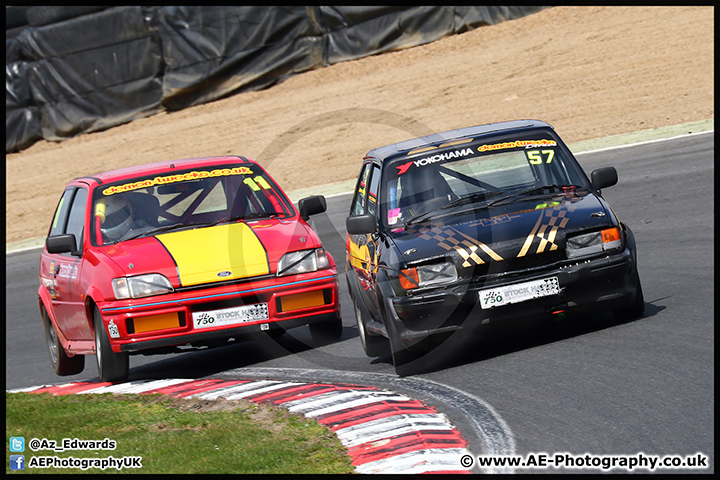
[367,165,381,218]
[48,188,75,237]
[65,188,88,251]
[350,163,371,216]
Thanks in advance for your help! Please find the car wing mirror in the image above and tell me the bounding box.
[346,214,377,234]
[46,234,78,255]
[590,167,618,191]
[298,195,327,220]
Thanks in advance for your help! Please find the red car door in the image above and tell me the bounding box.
[44,187,93,341]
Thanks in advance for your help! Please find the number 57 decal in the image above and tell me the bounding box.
[526,149,555,164]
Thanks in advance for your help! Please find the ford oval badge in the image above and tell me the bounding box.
[217,271,232,277]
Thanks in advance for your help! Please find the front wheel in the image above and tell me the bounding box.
[614,273,645,321]
[353,295,390,357]
[43,309,84,376]
[94,308,129,382]
[390,335,429,377]
[384,300,430,376]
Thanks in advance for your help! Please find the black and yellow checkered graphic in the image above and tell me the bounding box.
[518,202,576,257]
[415,224,503,268]
[405,198,578,267]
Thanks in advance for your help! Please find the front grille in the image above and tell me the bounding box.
[469,256,566,287]
[461,250,565,280]
[174,273,276,293]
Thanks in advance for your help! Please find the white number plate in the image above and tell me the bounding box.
[192,303,269,329]
[479,277,560,309]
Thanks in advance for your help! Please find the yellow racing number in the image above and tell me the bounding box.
[527,149,555,165]
[243,176,272,191]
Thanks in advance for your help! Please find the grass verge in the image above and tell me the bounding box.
[6,392,354,474]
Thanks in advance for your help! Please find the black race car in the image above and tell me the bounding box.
[345,120,644,375]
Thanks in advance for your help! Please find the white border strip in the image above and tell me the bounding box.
[77,378,189,395]
[354,447,473,474]
[193,380,278,400]
[336,415,454,448]
[574,129,713,156]
[224,381,303,400]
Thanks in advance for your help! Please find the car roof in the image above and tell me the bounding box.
[365,119,555,163]
[73,155,253,185]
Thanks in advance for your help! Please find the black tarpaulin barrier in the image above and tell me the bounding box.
[317,6,547,65]
[318,6,455,65]
[6,61,42,153]
[155,6,322,110]
[6,27,42,153]
[15,6,163,142]
[6,6,548,153]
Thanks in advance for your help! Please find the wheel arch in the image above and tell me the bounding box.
[346,266,371,320]
[84,290,103,340]
[37,293,73,355]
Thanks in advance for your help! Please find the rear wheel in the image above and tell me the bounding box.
[94,308,129,382]
[353,295,390,357]
[42,309,84,376]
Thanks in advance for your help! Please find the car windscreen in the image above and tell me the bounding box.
[383,132,588,228]
[90,164,294,245]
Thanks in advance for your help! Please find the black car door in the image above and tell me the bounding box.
[346,162,382,321]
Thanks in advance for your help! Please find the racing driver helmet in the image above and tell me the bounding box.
[101,195,134,241]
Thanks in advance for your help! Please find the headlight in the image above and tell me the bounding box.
[277,248,329,277]
[112,274,173,299]
[400,261,457,290]
[566,227,622,259]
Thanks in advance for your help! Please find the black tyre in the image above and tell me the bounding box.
[309,314,343,344]
[42,309,85,376]
[353,295,390,357]
[614,273,645,321]
[94,308,129,382]
[385,300,429,376]
[390,336,428,377]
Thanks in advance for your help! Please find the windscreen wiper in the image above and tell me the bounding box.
[404,191,503,227]
[486,184,582,207]
[120,223,194,242]
[202,212,279,228]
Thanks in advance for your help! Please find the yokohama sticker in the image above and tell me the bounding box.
[397,148,474,174]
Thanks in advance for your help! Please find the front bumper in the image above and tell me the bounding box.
[388,248,639,348]
[96,269,340,353]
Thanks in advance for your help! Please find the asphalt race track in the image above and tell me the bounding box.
[5,132,714,473]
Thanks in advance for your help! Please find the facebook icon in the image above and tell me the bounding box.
[10,455,25,470]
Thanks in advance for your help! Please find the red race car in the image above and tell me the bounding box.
[38,156,341,382]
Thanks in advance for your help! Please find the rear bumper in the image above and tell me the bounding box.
[388,249,639,348]
[95,270,340,354]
